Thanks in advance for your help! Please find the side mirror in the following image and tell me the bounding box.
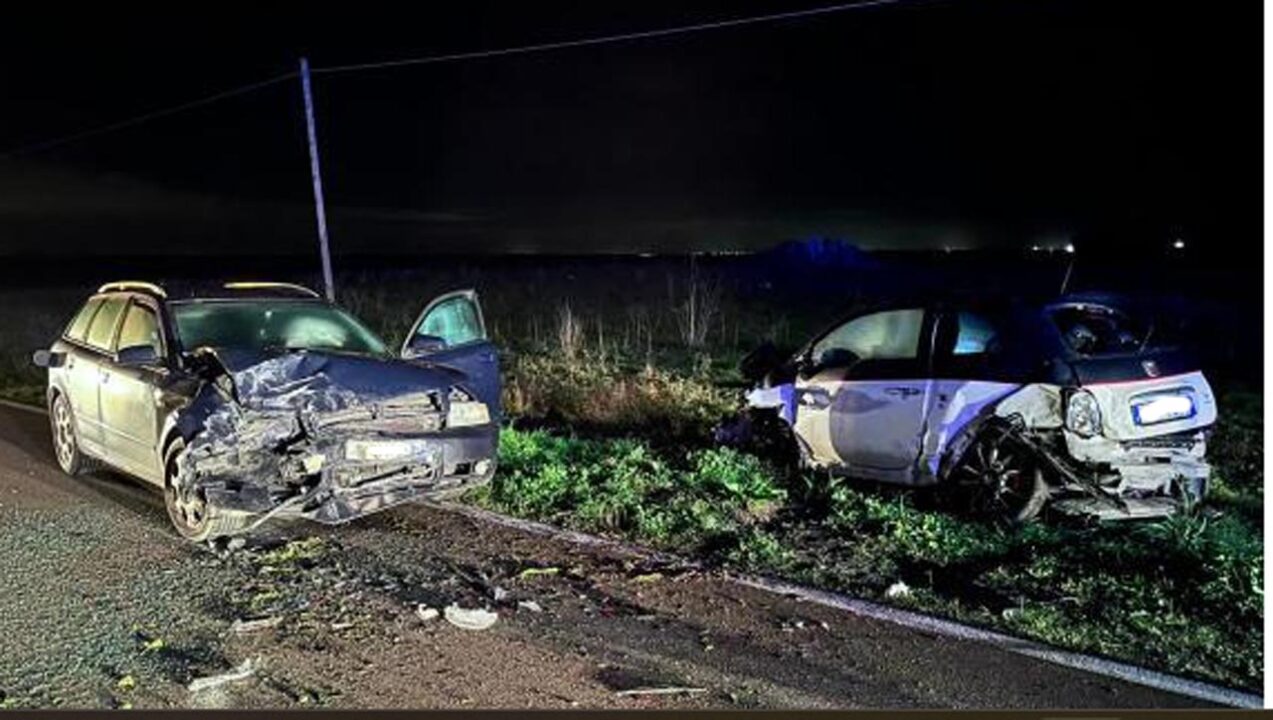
[32,349,63,369]
[116,345,160,367]
[403,334,447,358]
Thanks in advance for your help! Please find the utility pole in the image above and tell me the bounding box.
[299,57,335,301]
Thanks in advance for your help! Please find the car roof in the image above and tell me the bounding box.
[96,280,324,304]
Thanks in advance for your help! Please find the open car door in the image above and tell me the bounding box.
[401,289,501,419]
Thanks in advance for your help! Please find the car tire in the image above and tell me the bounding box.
[162,438,250,543]
[49,392,97,476]
[959,432,1051,525]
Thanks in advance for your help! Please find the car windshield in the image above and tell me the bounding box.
[171,300,389,356]
[1048,303,1164,356]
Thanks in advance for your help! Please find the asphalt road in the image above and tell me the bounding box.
[0,402,1211,709]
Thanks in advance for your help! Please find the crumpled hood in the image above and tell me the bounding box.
[209,348,464,411]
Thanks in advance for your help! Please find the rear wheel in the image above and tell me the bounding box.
[162,438,250,542]
[958,432,1050,525]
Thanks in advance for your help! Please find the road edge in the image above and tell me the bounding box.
[437,501,1263,709]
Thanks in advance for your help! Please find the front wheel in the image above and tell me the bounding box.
[162,438,250,542]
[957,432,1051,525]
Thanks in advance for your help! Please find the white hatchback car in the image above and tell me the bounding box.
[739,294,1216,522]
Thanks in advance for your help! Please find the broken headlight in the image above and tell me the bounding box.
[1065,389,1102,437]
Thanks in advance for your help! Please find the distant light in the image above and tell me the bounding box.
[1172,239,1185,250]
[1063,243,1076,254]
[1030,244,1041,252]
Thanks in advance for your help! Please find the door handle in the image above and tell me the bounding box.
[884,386,922,398]
[99,369,111,383]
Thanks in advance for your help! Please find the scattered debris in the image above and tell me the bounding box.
[188,659,258,694]
[230,616,283,635]
[885,581,911,599]
[415,605,440,622]
[114,675,136,692]
[330,621,356,631]
[631,572,664,584]
[517,600,544,613]
[517,566,560,580]
[491,586,511,603]
[443,604,499,631]
[615,686,708,697]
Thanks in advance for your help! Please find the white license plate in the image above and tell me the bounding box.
[1131,393,1196,425]
[345,438,438,463]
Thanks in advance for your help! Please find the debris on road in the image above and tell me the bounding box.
[885,581,911,599]
[615,686,708,697]
[517,600,544,613]
[188,659,258,694]
[230,616,283,634]
[443,604,498,631]
[517,566,560,580]
[631,572,663,584]
[415,605,440,623]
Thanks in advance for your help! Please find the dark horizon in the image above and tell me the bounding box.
[0,1,1261,258]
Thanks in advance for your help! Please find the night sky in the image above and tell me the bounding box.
[0,1,1260,257]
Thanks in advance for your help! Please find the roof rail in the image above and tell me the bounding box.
[98,281,167,298]
[222,281,321,298]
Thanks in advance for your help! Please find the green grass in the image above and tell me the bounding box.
[473,390,1264,690]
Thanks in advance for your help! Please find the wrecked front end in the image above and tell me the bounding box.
[174,351,497,532]
[1043,371,1217,519]
[738,366,1219,521]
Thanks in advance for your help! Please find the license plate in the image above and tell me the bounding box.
[1131,392,1196,426]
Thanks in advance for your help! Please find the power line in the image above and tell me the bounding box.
[313,0,908,75]
[0,1,910,158]
[0,71,297,160]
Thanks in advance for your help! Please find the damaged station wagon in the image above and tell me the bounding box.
[738,294,1217,522]
[34,281,500,542]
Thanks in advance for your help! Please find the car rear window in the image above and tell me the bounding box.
[64,297,104,342]
[1049,304,1155,356]
[84,296,127,351]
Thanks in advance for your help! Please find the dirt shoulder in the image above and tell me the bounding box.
[0,403,1207,709]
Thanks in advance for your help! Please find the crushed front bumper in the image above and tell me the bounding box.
[1057,428,1210,518]
[204,424,498,525]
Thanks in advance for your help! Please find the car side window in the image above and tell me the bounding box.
[811,309,923,368]
[417,297,485,348]
[953,312,999,355]
[65,297,105,342]
[84,296,127,351]
[117,302,163,356]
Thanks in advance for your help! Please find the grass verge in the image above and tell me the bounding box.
[473,396,1263,691]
